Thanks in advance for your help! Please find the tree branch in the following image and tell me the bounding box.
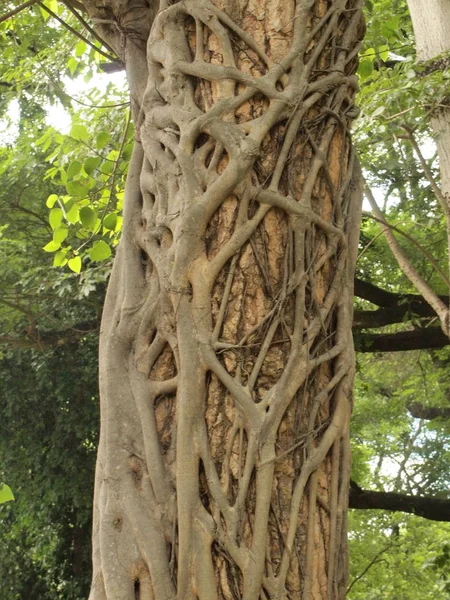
[407,402,450,420]
[36,1,118,63]
[354,277,449,328]
[364,184,450,335]
[354,327,450,352]
[0,320,98,350]
[354,277,449,308]
[0,0,38,24]
[349,483,450,522]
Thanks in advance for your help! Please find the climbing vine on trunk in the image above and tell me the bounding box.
[83,0,364,598]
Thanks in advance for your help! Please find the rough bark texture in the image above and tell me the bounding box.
[81,0,364,598]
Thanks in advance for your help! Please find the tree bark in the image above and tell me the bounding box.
[81,0,365,598]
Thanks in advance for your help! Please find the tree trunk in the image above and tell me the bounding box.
[81,0,364,598]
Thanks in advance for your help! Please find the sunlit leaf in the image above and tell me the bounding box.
[89,240,111,261]
[0,484,14,504]
[49,208,63,231]
[68,256,82,273]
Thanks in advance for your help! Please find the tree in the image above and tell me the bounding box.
[67,0,365,598]
[1,0,449,598]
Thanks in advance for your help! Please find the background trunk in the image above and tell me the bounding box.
[83,0,364,598]
[407,0,450,304]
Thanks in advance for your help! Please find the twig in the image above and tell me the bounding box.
[36,1,118,63]
[61,0,118,58]
[347,544,393,595]
[0,0,38,23]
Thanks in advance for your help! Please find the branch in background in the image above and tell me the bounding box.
[354,277,411,307]
[36,1,119,63]
[364,184,450,336]
[346,543,393,595]
[363,211,450,287]
[407,402,450,420]
[0,320,98,350]
[65,0,86,11]
[0,0,39,24]
[400,125,449,219]
[349,483,450,522]
[61,0,118,58]
[355,327,450,352]
[354,278,448,328]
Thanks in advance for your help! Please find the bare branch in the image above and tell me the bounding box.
[36,1,118,63]
[349,483,450,522]
[365,183,450,336]
[355,327,450,352]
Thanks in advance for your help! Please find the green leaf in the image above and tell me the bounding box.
[358,60,373,79]
[79,206,96,230]
[53,250,68,267]
[46,194,58,208]
[68,256,82,273]
[103,213,117,231]
[0,483,14,504]
[70,124,89,142]
[43,240,61,252]
[53,226,69,244]
[75,40,87,57]
[89,240,112,261]
[84,156,102,176]
[96,131,110,149]
[67,56,78,76]
[49,208,63,230]
[67,160,82,179]
[65,205,79,224]
[100,161,114,175]
[66,180,89,197]
[378,44,389,63]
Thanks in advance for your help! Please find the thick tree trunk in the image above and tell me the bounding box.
[82,0,364,598]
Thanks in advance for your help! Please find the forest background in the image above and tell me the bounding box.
[0,0,449,598]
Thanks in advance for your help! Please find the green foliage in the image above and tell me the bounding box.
[348,512,450,599]
[0,341,99,599]
[36,107,131,271]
